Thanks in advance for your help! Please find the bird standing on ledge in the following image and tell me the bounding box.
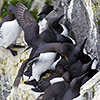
[0,4,22,56]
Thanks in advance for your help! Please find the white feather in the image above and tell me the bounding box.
[60,24,76,44]
[67,36,76,44]
[50,77,64,85]
[83,49,98,69]
[0,19,22,48]
[38,18,47,34]
[49,56,62,70]
[91,59,98,69]
[60,24,68,36]
[22,30,28,45]
[29,52,57,81]
[32,91,44,99]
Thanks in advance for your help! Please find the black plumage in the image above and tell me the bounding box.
[38,4,53,20]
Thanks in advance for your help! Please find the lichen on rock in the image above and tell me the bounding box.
[0,32,32,100]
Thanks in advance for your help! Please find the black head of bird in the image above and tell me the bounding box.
[70,72,88,94]
[62,71,71,83]
[68,60,83,78]
[48,14,64,34]
[38,4,53,20]
[49,14,64,27]
[0,5,16,27]
[75,37,91,63]
[82,58,95,73]
[51,25,73,44]
[7,4,16,15]
[74,37,87,58]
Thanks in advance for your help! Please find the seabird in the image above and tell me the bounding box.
[0,4,22,56]
[49,14,67,35]
[63,72,88,100]
[38,4,53,20]
[15,2,56,57]
[38,4,53,33]
[48,14,76,44]
[68,58,95,78]
[64,37,91,68]
[13,42,69,87]
[37,72,71,100]
[55,58,69,75]
[26,43,69,81]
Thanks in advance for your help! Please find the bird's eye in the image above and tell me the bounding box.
[10,10,12,12]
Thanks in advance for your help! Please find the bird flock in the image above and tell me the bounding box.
[0,2,98,100]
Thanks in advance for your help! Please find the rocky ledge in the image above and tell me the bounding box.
[1,0,100,100]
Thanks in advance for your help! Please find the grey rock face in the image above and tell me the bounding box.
[67,0,98,61]
[67,0,91,42]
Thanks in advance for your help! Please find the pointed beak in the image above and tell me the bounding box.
[80,37,87,50]
[38,12,42,16]
[81,72,89,79]
[57,14,64,22]
[51,25,56,33]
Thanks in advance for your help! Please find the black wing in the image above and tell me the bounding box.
[15,2,39,45]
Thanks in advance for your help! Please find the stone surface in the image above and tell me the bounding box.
[66,0,100,68]
[0,32,33,100]
[7,84,35,100]
[67,0,99,65]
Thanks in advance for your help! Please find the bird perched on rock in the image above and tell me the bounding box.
[15,2,57,57]
[41,14,75,44]
[0,4,22,56]
[38,72,88,100]
[13,42,69,87]
[64,37,91,68]
[63,72,88,100]
[69,58,95,78]
[30,70,65,92]
[35,72,71,100]
[38,4,53,33]
[49,14,67,36]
